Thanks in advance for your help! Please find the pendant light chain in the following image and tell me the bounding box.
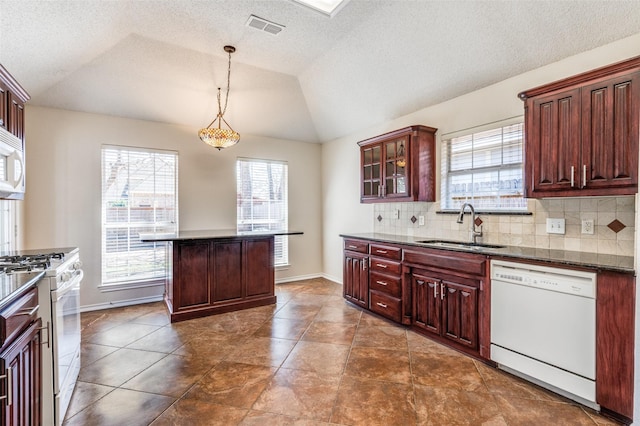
[218,48,232,118]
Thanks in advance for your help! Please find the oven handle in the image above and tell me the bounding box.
[52,270,83,302]
[37,321,50,349]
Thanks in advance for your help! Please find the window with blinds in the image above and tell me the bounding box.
[236,158,289,266]
[101,146,178,284]
[441,122,526,211]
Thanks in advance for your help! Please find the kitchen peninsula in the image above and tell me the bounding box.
[142,230,302,322]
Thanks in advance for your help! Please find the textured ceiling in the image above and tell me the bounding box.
[1,0,640,143]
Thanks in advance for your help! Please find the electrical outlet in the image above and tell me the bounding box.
[418,215,425,226]
[546,218,565,235]
[581,219,595,235]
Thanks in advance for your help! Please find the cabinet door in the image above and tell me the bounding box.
[174,241,210,309]
[441,281,478,349]
[526,88,581,196]
[412,274,440,336]
[245,238,274,298]
[0,81,7,131]
[361,144,381,201]
[1,320,41,426]
[582,71,639,192]
[212,240,243,302]
[7,92,24,142]
[343,252,368,308]
[383,136,410,199]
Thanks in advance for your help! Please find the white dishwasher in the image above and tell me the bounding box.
[490,259,597,408]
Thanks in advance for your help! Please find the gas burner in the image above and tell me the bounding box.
[0,252,64,274]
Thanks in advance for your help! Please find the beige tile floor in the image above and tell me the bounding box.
[64,278,621,425]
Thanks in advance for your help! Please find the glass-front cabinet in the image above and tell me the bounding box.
[358,125,437,203]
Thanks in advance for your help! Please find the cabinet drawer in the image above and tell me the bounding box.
[369,290,402,323]
[0,288,38,348]
[370,258,401,275]
[404,248,486,276]
[369,244,402,260]
[370,272,401,298]
[344,239,368,254]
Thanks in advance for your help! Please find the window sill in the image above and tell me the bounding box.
[99,278,166,292]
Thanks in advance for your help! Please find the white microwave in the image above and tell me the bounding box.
[0,127,25,200]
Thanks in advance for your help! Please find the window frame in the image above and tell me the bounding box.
[236,157,289,267]
[100,145,178,288]
[440,117,527,213]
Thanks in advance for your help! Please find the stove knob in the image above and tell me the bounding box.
[61,272,72,282]
[72,261,83,270]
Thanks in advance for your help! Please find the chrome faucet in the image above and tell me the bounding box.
[457,203,483,243]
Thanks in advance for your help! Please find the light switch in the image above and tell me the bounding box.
[546,218,565,235]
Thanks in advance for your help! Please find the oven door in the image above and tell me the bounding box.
[51,269,82,393]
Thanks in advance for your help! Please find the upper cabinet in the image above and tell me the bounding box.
[0,64,29,143]
[519,57,640,198]
[358,125,437,203]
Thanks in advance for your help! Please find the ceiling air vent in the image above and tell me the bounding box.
[246,15,285,36]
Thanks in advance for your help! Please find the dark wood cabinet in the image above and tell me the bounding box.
[1,319,41,426]
[166,236,276,322]
[368,243,403,323]
[521,56,640,197]
[343,239,369,309]
[0,64,29,142]
[412,270,479,350]
[0,286,41,426]
[596,271,635,422]
[358,125,437,203]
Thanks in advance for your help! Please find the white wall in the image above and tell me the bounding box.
[23,107,323,309]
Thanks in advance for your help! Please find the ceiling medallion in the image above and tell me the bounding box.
[198,45,240,150]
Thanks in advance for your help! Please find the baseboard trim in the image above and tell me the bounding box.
[80,294,164,313]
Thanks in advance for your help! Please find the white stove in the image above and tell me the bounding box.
[2,248,83,426]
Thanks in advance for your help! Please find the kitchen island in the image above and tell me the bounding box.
[141,230,302,322]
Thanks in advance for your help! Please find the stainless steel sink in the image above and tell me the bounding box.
[416,240,505,250]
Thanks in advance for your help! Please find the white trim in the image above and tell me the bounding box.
[321,273,342,285]
[80,294,164,313]
[275,273,323,284]
[441,115,524,140]
[101,144,178,156]
[98,278,165,292]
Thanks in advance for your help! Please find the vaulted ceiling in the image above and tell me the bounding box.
[2,1,640,143]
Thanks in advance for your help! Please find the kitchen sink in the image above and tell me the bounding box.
[416,240,505,250]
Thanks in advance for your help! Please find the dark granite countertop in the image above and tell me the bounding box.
[0,247,79,257]
[0,271,45,311]
[140,229,303,242]
[340,232,635,274]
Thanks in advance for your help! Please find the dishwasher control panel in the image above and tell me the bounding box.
[491,260,596,298]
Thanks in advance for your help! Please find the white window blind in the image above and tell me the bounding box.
[441,122,526,211]
[101,146,178,284]
[236,158,289,266]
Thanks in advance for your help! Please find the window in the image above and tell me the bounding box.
[441,121,526,212]
[101,146,178,285]
[236,158,289,266]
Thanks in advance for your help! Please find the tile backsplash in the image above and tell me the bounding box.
[373,196,636,257]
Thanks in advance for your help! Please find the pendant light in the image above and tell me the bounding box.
[198,45,240,150]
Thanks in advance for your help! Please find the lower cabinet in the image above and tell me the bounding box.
[412,270,478,350]
[1,319,42,426]
[166,236,276,322]
[343,252,369,308]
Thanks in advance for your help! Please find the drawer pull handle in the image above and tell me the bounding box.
[0,368,12,406]
[376,302,388,309]
[376,280,388,286]
[348,245,358,249]
[376,264,387,268]
[441,283,445,300]
[582,165,587,188]
[17,305,39,316]
[375,250,388,254]
[434,282,438,299]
